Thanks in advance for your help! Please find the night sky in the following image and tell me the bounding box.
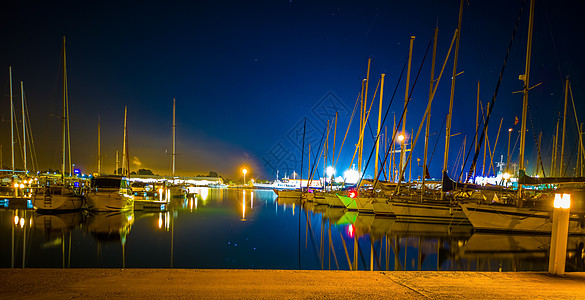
[1,0,584,180]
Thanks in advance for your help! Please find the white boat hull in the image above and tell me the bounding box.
[86,188,134,211]
[32,187,83,211]
[461,203,585,234]
[389,200,468,224]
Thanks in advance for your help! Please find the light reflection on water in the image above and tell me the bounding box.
[1,188,584,271]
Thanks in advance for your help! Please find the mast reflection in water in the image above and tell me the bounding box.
[0,188,583,271]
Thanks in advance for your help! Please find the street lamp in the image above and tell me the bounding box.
[242,168,248,185]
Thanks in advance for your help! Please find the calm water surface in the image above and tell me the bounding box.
[2,188,584,271]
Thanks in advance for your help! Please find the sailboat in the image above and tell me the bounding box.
[86,107,134,211]
[33,36,83,212]
[165,98,186,198]
[460,0,585,234]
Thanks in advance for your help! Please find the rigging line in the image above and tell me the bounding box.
[24,91,38,172]
[352,61,407,188]
[308,127,328,186]
[307,126,328,189]
[13,104,24,167]
[452,137,464,176]
[462,0,527,182]
[527,105,547,177]
[569,84,585,163]
[393,28,459,190]
[335,91,360,170]
[371,33,433,189]
[366,120,388,180]
[352,77,381,172]
[560,137,579,177]
[428,114,447,170]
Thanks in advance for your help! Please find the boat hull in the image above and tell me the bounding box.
[461,203,585,234]
[32,187,83,212]
[389,200,468,224]
[86,188,134,212]
[337,195,393,215]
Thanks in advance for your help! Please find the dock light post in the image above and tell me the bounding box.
[242,168,247,185]
[549,193,571,276]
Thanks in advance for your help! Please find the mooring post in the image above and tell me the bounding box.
[549,193,571,276]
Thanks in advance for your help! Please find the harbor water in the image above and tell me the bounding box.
[1,188,584,271]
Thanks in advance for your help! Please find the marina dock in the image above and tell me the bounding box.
[1,269,584,299]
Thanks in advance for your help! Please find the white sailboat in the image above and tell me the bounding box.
[166,98,186,198]
[33,36,83,212]
[459,0,585,234]
[86,107,134,211]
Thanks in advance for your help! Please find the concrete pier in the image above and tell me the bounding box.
[1,269,584,299]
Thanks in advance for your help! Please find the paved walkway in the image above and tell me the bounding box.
[1,269,584,299]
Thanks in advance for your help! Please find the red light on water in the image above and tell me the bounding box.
[347,224,354,238]
[348,190,357,198]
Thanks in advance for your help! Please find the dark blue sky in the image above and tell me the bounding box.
[2,0,584,180]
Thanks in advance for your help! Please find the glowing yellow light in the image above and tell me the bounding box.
[242,191,246,220]
[242,169,247,175]
[554,193,571,209]
[200,188,208,201]
[14,216,19,225]
[19,184,24,189]
[20,218,24,228]
[13,183,19,188]
[158,214,163,229]
[398,134,405,142]
[502,173,511,180]
[508,128,512,132]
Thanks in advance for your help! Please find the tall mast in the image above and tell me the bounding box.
[482,103,489,176]
[97,115,101,174]
[9,66,14,174]
[579,123,585,177]
[423,27,438,197]
[476,82,480,176]
[122,106,127,176]
[518,0,535,198]
[399,36,415,185]
[359,59,371,174]
[21,82,26,173]
[375,73,385,179]
[62,36,67,180]
[115,150,119,174]
[332,111,337,171]
[552,120,559,176]
[172,98,176,177]
[443,0,464,183]
[66,70,72,176]
[559,77,568,176]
